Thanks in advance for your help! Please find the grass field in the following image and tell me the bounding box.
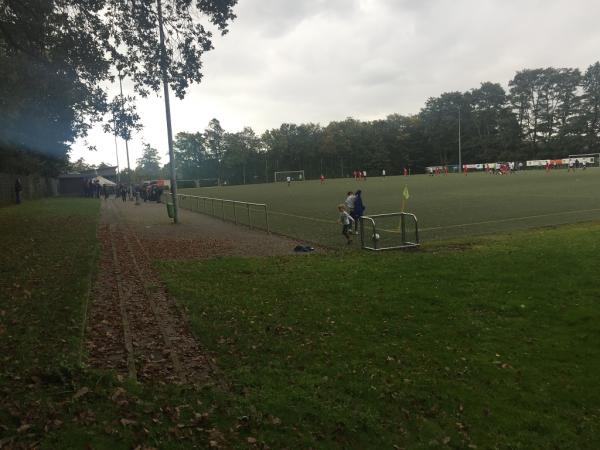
[181,169,600,247]
[2,198,600,448]
[158,223,600,449]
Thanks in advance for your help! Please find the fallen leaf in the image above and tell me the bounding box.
[72,387,90,400]
[120,418,137,426]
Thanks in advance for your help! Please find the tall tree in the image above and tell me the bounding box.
[420,92,466,165]
[580,62,600,152]
[223,127,261,184]
[465,82,520,161]
[135,143,162,178]
[174,132,208,180]
[204,118,225,184]
[1,0,238,203]
[0,0,113,169]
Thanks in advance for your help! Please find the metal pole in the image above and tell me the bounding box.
[118,72,132,189]
[265,205,270,233]
[458,106,462,174]
[247,203,251,228]
[401,214,406,245]
[157,0,179,223]
[113,116,120,183]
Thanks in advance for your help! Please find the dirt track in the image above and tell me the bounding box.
[85,199,308,384]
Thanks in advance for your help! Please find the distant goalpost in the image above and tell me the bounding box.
[568,153,600,167]
[274,170,305,182]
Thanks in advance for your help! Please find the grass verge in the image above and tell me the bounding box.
[2,199,599,449]
[0,199,231,449]
[158,223,600,449]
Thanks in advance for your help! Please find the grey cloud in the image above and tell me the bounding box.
[234,0,361,37]
[72,0,600,166]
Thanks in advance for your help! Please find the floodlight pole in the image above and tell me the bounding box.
[113,116,120,183]
[118,71,132,188]
[157,0,179,223]
[458,106,462,173]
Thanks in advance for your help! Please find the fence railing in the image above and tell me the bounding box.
[177,194,270,232]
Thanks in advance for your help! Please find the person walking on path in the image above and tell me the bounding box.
[351,189,365,234]
[14,178,22,204]
[338,204,355,245]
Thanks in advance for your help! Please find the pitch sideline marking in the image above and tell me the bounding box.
[417,207,600,232]
[267,207,600,233]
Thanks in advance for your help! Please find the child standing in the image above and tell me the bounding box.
[338,204,355,245]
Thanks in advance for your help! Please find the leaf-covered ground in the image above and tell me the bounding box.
[2,198,600,449]
[0,199,233,449]
[158,223,600,449]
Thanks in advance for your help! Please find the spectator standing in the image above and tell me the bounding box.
[344,191,355,216]
[352,189,365,234]
[15,178,23,204]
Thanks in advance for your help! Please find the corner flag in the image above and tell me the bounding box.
[401,185,409,212]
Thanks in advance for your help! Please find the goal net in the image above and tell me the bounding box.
[274,170,305,182]
[568,153,600,167]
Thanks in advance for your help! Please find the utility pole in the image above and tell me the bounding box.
[113,116,120,183]
[458,106,462,173]
[157,0,179,223]
[118,71,132,188]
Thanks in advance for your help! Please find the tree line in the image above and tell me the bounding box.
[0,0,237,177]
[158,62,600,184]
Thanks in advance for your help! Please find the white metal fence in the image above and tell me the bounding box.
[177,193,270,232]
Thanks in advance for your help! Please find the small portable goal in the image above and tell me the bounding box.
[360,212,420,251]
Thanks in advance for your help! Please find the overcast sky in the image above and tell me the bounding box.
[71,0,600,167]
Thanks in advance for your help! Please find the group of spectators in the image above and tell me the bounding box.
[81,178,165,203]
[140,183,164,202]
[83,179,103,198]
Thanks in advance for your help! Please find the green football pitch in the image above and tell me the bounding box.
[180,169,600,247]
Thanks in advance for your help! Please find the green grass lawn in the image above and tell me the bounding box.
[0,199,230,449]
[0,198,99,373]
[158,224,600,449]
[181,168,600,246]
[3,198,600,449]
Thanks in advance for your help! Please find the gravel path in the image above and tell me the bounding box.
[86,198,315,384]
[105,198,313,259]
